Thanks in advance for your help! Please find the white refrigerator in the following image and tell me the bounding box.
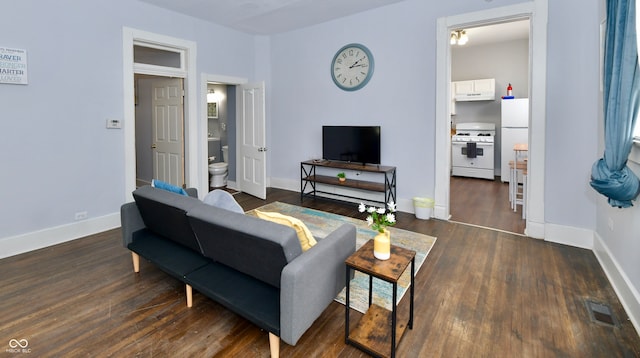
[500,98,529,182]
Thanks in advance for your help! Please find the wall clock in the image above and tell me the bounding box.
[331,43,374,91]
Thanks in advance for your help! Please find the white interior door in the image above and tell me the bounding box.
[238,82,266,199]
[152,78,184,187]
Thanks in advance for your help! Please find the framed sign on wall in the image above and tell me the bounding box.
[0,47,28,85]
[207,102,218,118]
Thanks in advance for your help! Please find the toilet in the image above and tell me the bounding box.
[209,145,229,188]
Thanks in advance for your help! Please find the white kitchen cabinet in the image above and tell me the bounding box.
[453,78,495,101]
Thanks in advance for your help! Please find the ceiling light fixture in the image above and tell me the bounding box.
[450,30,469,46]
[207,89,221,103]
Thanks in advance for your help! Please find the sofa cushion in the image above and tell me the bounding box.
[187,204,302,288]
[128,229,210,279]
[255,210,317,252]
[184,262,280,335]
[132,185,203,253]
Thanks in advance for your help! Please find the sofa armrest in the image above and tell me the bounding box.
[120,202,146,248]
[279,223,356,345]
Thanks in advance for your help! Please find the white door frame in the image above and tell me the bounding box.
[123,27,198,201]
[200,73,249,195]
[434,1,547,238]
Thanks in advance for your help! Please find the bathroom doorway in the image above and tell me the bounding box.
[202,74,267,200]
[206,82,232,190]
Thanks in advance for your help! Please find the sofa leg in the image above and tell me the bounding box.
[268,332,279,358]
[131,252,140,273]
[186,284,193,308]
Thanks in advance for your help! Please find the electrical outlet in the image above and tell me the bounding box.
[106,118,122,129]
[75,211,88,221]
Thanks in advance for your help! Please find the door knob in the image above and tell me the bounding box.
[151,144,157,149]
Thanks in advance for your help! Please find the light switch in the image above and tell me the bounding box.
[106,118,122,129]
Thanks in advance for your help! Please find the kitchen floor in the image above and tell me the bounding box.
[450,175,526,234]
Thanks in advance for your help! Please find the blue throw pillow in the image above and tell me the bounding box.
[151,179,188,196]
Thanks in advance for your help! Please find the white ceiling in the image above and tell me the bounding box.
[460,20,530,47]
[139,0,408,35]
[138,0,529,44]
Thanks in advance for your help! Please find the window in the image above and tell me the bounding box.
[134,45,181,68]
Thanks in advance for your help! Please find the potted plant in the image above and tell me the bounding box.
[337,172,346,182]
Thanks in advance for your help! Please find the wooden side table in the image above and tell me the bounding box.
[344,239,416,358]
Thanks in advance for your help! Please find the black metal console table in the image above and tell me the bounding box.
[300,160,396,205]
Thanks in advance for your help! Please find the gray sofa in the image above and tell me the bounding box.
[120,185,356,357]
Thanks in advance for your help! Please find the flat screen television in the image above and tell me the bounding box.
[322,126,381,165]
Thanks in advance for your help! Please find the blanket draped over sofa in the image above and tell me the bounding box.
[120,186,356,357]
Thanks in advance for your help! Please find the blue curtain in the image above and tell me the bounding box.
[590,0,640,208]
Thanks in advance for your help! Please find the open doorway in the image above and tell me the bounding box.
[205,82,235,191]
[135,75,185,188]
[201,75,267,200]
[434,2,548,239]
[449,20,530,234]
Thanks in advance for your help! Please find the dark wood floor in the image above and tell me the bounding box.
[450,175,527,234]
[1,188,639,357]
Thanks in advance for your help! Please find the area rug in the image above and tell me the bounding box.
[246,202,436,313]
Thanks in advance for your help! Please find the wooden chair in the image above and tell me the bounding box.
[508,160,527,208]
[510,144,528,219]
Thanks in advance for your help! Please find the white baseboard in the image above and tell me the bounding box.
[593,232,640,336]
[433,204,450,220]
[0,213,121,260]
[270,177,298,193]
[524,220,545,239]
[544,223,594,249]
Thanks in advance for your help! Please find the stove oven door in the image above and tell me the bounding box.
[451,141,495,180]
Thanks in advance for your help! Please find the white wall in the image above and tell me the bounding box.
[594,159,640,331]
[545,0,601,230]
[0,0,256,254]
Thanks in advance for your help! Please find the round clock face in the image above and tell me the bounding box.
[331,43,374,91]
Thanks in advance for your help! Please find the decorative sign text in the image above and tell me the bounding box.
[0,47,28,85]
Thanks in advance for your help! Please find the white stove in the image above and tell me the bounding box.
[451,122,495,180]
